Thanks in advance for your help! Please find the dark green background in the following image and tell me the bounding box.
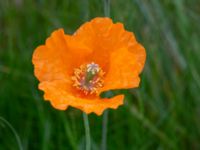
[0,0,200,149]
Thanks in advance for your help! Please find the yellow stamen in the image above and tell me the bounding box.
[71,62,105,95]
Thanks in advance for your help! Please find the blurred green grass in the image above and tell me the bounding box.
[0,0,200,149]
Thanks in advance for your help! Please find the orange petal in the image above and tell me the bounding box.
[39,80,124,115]
[73,17,145,76]
[32,29,92,82]
[74,17,123,72]
[100,42,146,93]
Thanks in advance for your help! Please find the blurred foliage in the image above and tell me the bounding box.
[0,0,200,149]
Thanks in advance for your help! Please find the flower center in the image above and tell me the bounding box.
[71,62,105,95]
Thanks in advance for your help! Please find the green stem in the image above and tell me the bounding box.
[83,113,91,150]
[101,1,110,150]
[0,117,23,150]
[101,110,108,150]
[103,0,110,17]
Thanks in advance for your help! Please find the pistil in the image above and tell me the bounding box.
[72,62,104,95]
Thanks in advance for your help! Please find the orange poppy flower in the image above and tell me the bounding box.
[32,17,146,115]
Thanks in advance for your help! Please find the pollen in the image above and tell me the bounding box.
[71,62,105,95]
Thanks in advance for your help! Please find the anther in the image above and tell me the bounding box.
[71,62,104,95]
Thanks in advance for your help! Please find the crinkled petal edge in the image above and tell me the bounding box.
[38,81,124,115]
